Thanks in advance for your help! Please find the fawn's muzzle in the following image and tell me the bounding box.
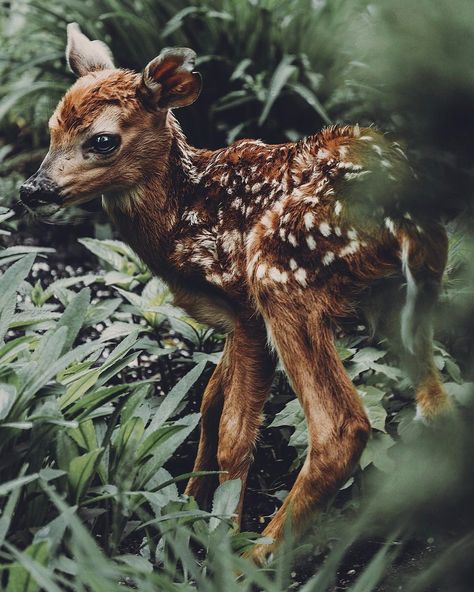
[19,171,62,210]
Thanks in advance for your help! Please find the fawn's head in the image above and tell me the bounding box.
[20,23,201,216]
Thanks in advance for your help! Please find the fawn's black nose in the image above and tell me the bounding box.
[19,171,62,209]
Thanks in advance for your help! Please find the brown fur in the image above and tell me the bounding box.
[27,39,451,563]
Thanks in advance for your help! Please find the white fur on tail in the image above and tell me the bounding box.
[400,237,418,354]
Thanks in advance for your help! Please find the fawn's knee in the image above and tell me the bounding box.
[217,430,254,477]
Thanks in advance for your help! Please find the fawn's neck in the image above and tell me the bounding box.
[102,114,216,279]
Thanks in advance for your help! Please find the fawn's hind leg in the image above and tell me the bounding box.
[249,292,370,564]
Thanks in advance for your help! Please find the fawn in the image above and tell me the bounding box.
[20,24,450,563]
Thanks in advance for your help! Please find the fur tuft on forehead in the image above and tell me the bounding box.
[51,69,141,133]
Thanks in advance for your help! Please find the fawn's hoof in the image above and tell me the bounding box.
[243,540,275,566]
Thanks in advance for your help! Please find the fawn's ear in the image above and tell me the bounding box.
[66,23,115,77]
[139,48,202,110]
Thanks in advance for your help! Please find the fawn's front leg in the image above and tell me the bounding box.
[184,339,229,508]
[216,317,276,522]
[249,290,370,564]
[186,318,275,521]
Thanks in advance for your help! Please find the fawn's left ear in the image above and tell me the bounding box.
[139,47,202,110]
[66,23,115,77]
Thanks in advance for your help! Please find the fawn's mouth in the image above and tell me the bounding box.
[21,200,62,219]
[21,191,100,220]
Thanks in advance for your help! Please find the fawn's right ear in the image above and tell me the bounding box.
[66,23,115,77]
[138,47,202,110]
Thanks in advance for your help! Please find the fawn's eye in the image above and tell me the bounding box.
[87,134,121,154]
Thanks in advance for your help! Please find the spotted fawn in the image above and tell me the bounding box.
[20,23,450,563]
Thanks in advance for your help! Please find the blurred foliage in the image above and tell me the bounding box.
[1,0,474,589]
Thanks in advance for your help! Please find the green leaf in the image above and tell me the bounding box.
[9,309,61,329]
[33,504,77,553]
[0,335,35,365]
[146,362,206,434]
[136,425,186,463]
[0,383,16,420]
[288,82,332,124]
[269,398,308,467]
[41,274,99,304]
[56,288,90,353]
[0,466,27,545]
[360,433,395,472]
[68,419,97,452]
[0,254,35,340]
[59,369,101,410]
[0,474,39,497]
[56,432,80,474]
[65,384,130,420]
[137,414,201,487]
[84,298,121,327]
[359,386,387,432]
[114,416,145,459]
[210,479,242,531]
[259,55,297,125]
[78,238,125,271]
[68,448,103,503]
[6,541,49,592]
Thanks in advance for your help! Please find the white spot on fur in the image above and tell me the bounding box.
[185,210,200,224]
[385,217,396,236]
[288,232,298,247]
[372,144,383,157]
[247,250,261,274]
[289,258,298,270]
[319,222,331,237]
[317,148,331,160]
[256,263,267,279]
[252,182,262,193]
[335,226,342,236]
[294,268,307,286]
[304,212,315,230]
[221,229,241,254]
[338,146,348,158]
[261,211,273,229]
[360,135,374,141]
[269,267,288,283]
[206,272,223,286]
[306,234,317,250]
[344,170,371,181]
[322,251,335,266]
[347,228,358,240]
[340,241,360,257]
[334,201,343,216]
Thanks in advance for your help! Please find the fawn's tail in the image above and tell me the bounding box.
[398,220,448,354]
